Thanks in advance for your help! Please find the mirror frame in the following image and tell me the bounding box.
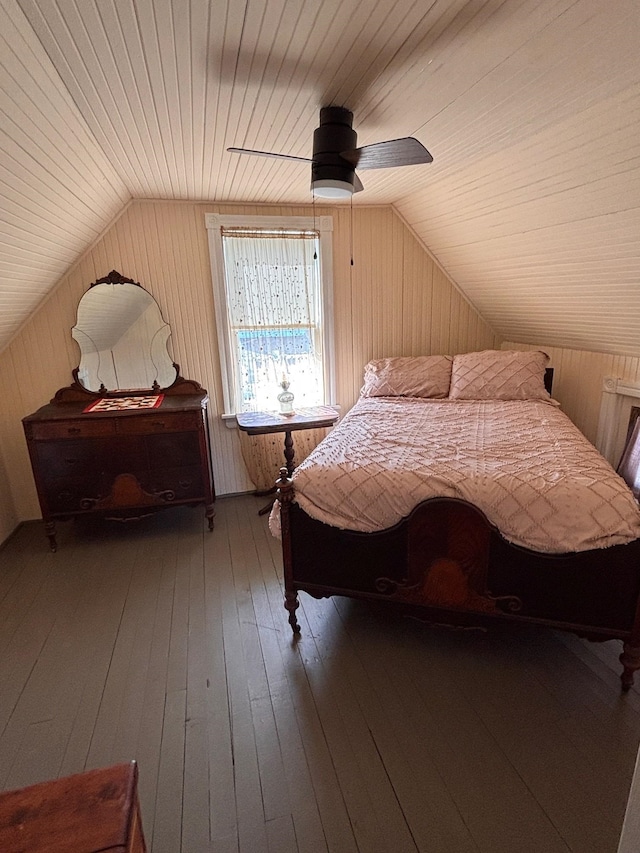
[52,270,208,404]
[70,269,178,397]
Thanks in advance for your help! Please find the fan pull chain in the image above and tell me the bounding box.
[313,194,317,260]
[350,194,354,266]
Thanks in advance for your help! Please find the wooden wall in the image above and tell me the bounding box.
[0,200,498,529]
[0,452,16,544]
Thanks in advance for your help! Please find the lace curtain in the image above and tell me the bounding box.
[221,228,328,489]
[221,229,324,414]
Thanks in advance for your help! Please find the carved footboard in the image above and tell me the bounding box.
[276,469,640,690]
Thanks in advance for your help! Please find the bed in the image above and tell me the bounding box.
[272,350,640,689]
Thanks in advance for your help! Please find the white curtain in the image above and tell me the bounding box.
[221,229,324,413]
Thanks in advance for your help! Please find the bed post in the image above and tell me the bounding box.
[621,644,640,691]
[277,467,300,634]
[620,594,640,690]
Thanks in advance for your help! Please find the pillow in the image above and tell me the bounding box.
[449,350,551,401]
[361,355,453,399]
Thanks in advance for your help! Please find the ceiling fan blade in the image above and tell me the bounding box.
[227,147,311,164]
[353,173,364,193]
[341,137,433,170]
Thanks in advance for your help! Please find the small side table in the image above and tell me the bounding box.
[237,405,339,514]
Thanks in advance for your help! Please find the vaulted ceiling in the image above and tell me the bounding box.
[1,0,639,356]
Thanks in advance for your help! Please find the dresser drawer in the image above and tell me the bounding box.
[29,419,116,440]
[35,437,145,479]
[43,476,106,513]
[116,412,201,435]
[145,431,201,467]
[147,465,204,500]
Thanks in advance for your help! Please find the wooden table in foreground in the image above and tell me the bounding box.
[237,406,339,513]
[0,761,146,852]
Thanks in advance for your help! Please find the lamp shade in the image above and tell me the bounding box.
[311,178,354,199]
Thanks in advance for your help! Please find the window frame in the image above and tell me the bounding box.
[205,213,335,419]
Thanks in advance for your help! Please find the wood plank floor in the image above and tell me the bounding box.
[1,494,639,852]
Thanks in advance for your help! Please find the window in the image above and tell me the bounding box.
[206,214,335,416]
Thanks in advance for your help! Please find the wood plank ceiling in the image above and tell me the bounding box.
[1,0,639,356]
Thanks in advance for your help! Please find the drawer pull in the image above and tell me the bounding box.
[67,427,81,435]
[151,421,166,429]
[179,479,193,489]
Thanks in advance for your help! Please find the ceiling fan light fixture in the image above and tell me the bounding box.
[311,178,353,199]
[229,106,432,200]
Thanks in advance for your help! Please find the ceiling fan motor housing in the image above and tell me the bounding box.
[312,107,357,187]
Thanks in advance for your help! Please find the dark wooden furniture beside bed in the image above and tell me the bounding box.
[237,406,339,514]
[236,406,340,477]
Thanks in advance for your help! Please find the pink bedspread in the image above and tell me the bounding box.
[273,396,640,553]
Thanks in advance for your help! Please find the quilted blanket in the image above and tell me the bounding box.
[275,396,640,553]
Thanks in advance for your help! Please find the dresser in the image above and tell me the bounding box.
[23,381,215,551]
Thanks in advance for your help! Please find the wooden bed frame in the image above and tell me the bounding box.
[276,477,640,689]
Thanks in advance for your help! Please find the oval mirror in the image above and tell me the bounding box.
[72,271,177,393]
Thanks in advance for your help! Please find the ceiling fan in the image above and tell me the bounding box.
[228,106,433,199]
